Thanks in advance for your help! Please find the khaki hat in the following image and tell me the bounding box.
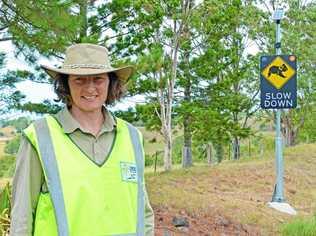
[41,43,134,81]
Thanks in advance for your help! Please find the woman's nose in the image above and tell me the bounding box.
[86,80,97,91]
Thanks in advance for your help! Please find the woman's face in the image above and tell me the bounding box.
[68,73,109,112]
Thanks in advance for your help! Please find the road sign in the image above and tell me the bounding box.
[260,55,297,109]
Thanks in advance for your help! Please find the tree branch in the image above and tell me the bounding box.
[0,37,12,41]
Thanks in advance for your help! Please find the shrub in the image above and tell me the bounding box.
[0,183,11,235]
[0,155,16,178]
[4,135,21,155]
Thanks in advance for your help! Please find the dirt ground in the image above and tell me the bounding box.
[154,206,261,236]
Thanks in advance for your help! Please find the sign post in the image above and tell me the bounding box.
[261,9,297,215]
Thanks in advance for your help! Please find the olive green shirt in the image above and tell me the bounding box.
[10,107,154,236]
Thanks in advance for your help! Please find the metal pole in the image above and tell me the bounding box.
[272,20,285,202]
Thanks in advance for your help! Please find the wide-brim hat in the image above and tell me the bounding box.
[41,43,134,82]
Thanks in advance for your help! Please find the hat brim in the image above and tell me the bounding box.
[41,65,134,82]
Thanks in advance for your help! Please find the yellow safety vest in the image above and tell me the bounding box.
[23,115,145,236]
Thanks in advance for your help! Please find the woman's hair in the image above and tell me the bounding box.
[53,72,126,106]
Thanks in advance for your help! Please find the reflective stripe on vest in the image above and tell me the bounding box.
[34,118,69,236]
[126,123,145,236]
[31,116,145,235]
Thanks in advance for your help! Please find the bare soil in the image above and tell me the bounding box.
[154,206,261,235]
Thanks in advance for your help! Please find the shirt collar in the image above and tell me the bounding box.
[54,106,117,134]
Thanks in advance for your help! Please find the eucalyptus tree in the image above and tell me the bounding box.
[184,0,262,160]
[119,0,197,171]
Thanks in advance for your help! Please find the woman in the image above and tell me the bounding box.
[10,43,154,236]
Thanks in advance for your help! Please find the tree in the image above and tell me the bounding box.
[4,135,21,155]
[114,0,196,171]
[257,0,316,146]
[1,0,81,55]
[180,0,261,161]
[0,0,138,114]
[0,0,82,114]
[0,52,26,114]
[280,0,316,146]
[2,116,31,132]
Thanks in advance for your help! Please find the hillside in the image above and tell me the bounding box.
[146,143,316,235]
[0,126,315,235]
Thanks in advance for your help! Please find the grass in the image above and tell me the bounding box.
[281,216,316,236]
[1,127,316,234]
[0,141,5,159]
[145,142,316,235]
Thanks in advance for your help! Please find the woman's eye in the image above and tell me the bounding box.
[95,77,105,83]
[75,78,83,83]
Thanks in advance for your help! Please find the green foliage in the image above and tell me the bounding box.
[0,183,11,213]
[0,183,11,235]
[1,0,315,167]
[1,0,81,55]
[0,155,16,178]
[298,106,316,143]
[136,103,161,131]
[4,135,21,155]
[281,216,316,236]
[256,0,316,146]
[2,117,31,133]
[0,53,27,114]
[177,0,261,160]
[113,107,140,124]
[19,100,62,115]
[0,1,83,114]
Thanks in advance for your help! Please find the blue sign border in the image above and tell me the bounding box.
[260,55,297,109]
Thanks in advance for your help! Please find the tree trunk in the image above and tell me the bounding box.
[153,0,193,171]
[163,131,172,171]
[206,143,212,165]
[214,143,223,163]
[78,0,88,41]
[283,125,296,146]
[232,136,240,160]
[281,110,305,147]
[181,36,193,168]
[158,82,172,171]
[182,96,192,168]
[158,0,192,171]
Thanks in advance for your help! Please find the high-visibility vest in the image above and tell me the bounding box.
[23,115,145,236]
